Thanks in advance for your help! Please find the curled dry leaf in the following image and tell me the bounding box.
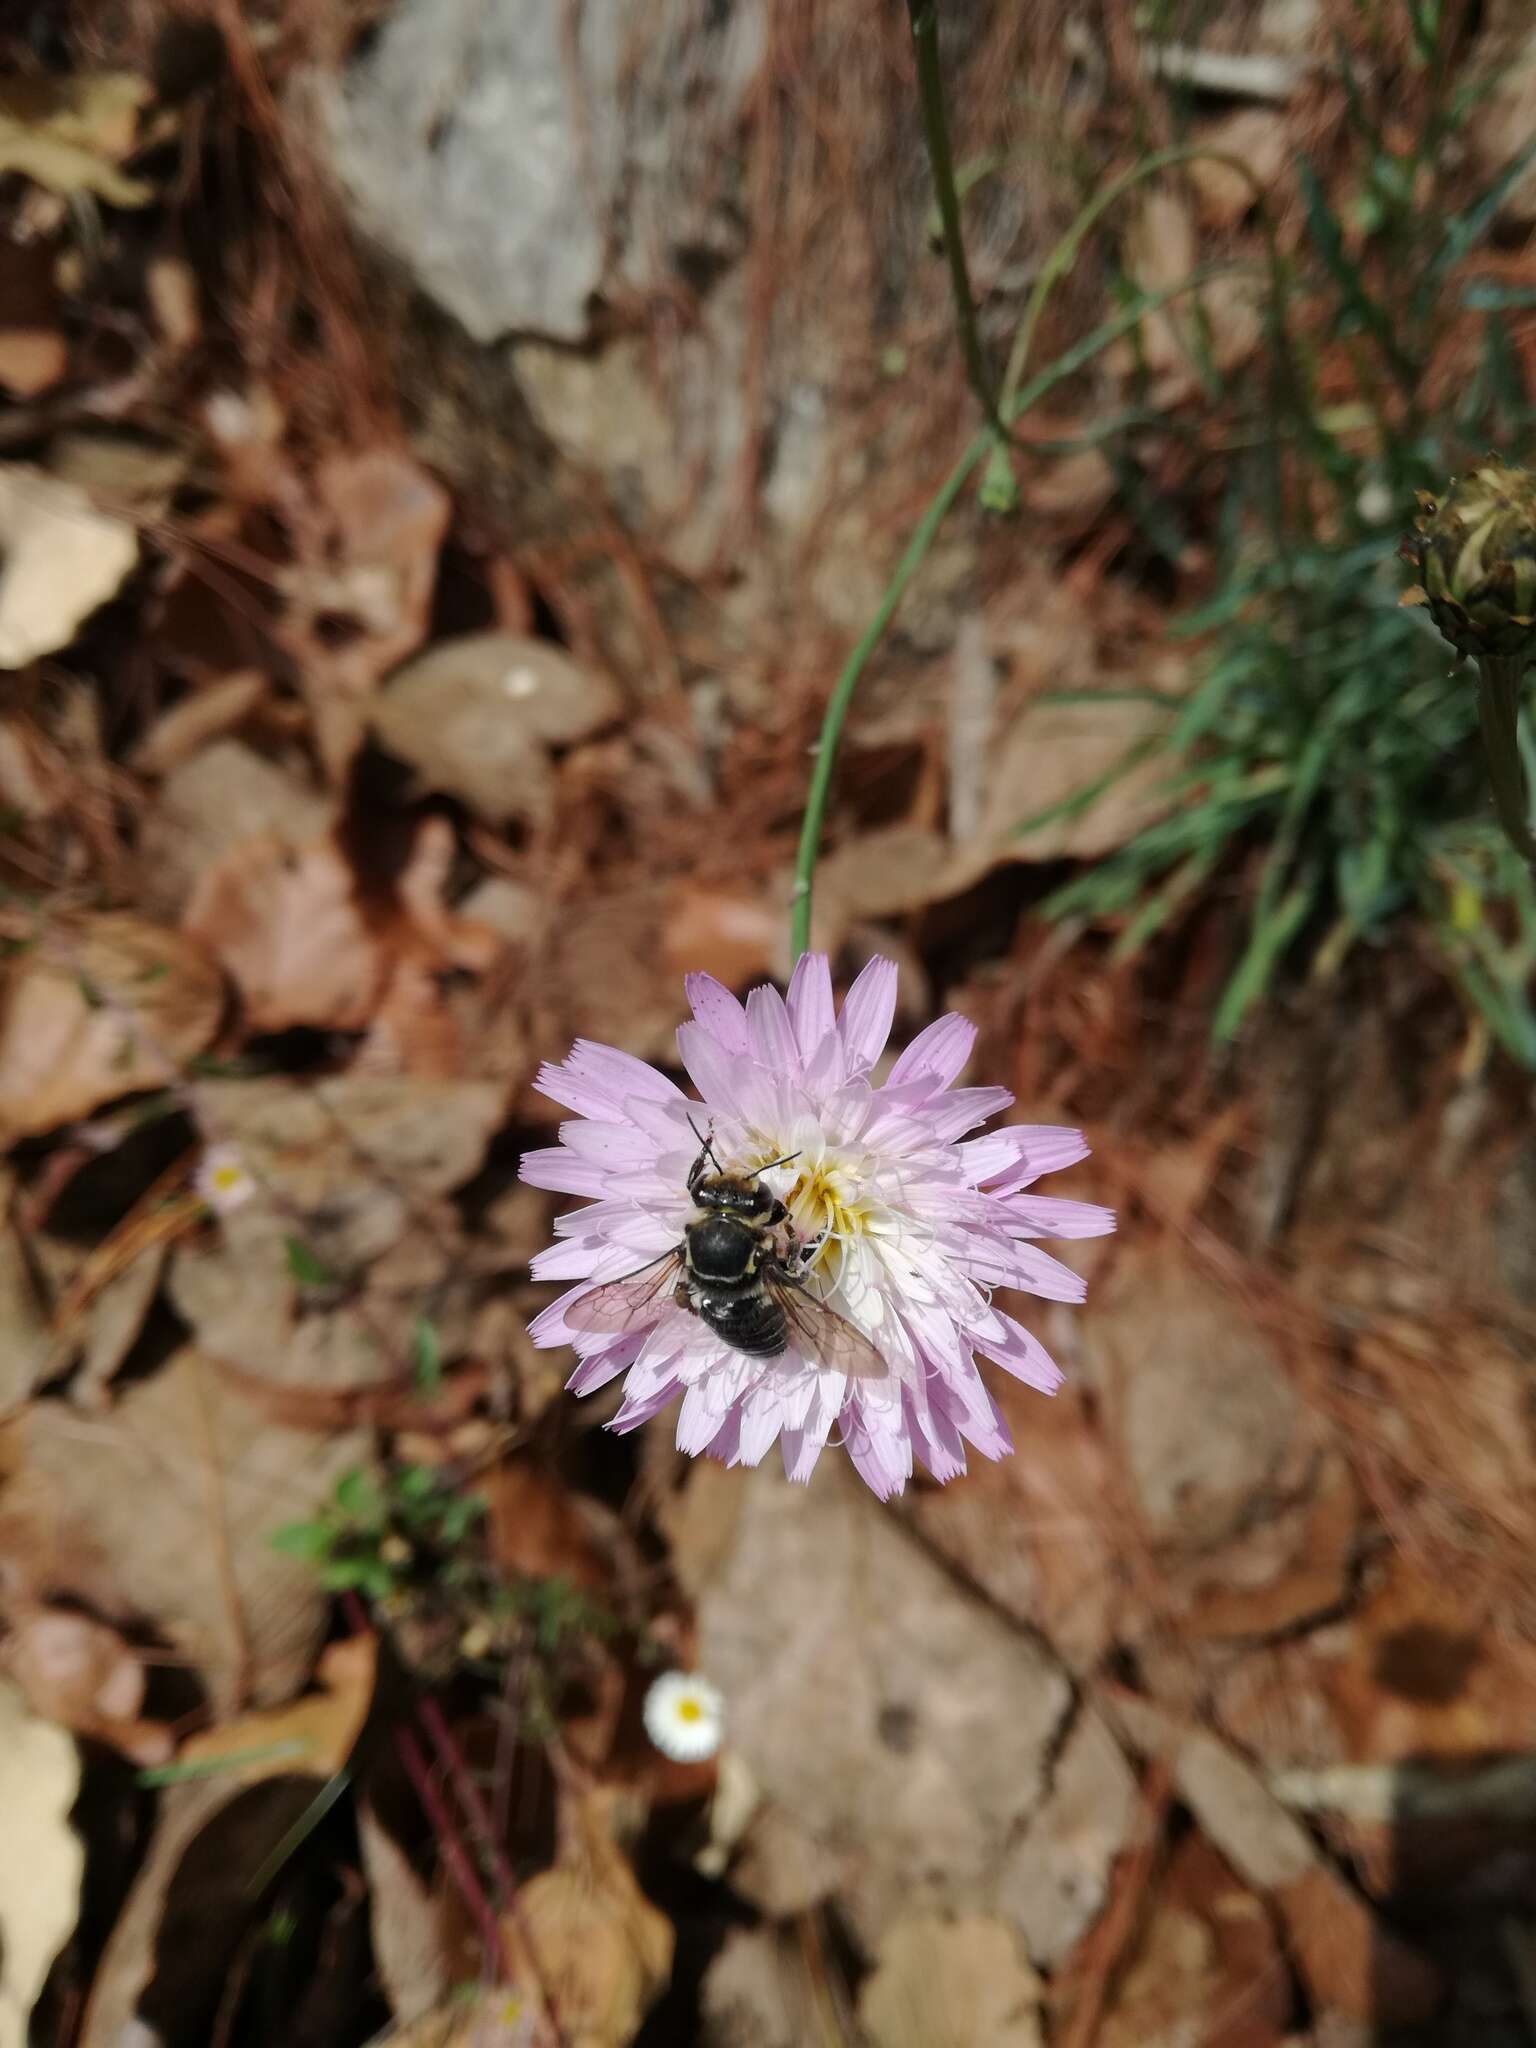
[358,1795,453,2027]
[2,1598,170,1766]
[128,671,268,776]
[1095,1834,1287,2048]
[0,913,222,1144]
[0,465,138,667]
[0,1676,83,2048]
[184,832,385,1033]
[76,1772,347,2048]
[0,1182,63,1417]
[0,71,157,206]
[501,1787,674,2048]
[137,737,334,922]
[69,1240,168,1408]
[0,329,66,398]
[279,446,451,777]
[370,632,621,828]
[190,1071,505,1273]
[484,1457,614,1595]
[858,1914,1044,2048]
[175,1631,376,1781]
[0,1348,369,1714]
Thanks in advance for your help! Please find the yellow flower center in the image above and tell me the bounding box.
[676,1697,704,1723]
[211,1165,244,1192]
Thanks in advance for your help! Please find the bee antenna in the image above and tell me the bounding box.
[756,1149,801,1175]
[687,1113,725,1173]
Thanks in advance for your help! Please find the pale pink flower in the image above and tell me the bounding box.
[520,956,1113,1499]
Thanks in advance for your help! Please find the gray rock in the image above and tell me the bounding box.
[313,0,764,343]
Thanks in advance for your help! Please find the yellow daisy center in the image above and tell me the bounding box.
[676,1696,704,1722]
[211,1165,244,1192]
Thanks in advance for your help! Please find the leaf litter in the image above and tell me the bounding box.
[0,8,1530,2045]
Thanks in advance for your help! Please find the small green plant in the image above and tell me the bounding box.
[272,1463,623,1715]
[1023,39,1536,1054]
[272,1463,485,1601]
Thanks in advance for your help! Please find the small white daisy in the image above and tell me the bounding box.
[194,1143,256,1217]
[643,1670,725,1763]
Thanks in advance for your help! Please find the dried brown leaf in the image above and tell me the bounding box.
[2,1599,169,1764]
[371,632,621,827]
[0,72,156,206]
[996,1709,1139,1969]
[0,1349,369,1714]
[281,447,451,776]
[502,1787,674,2048]
[1096,1835,1287,2048]
[358,1798,453,2026]
[0,1676,82,2048]
[0,913,222,1143]
[0,329,65,397]
[191,1071,504,1272]
[184,832,386,1033]
[0,465,137,666]
[0,1184,62,1418]
[70,1240,167,1407]
[129,672,268,775]
[858,1914,1044,2048]
[689,1461,1071,1946]
[136,738,333,921]
[175,1632,376,1781]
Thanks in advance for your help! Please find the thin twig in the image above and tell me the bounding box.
[394,1723,508,1978]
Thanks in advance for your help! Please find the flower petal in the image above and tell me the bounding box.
[536,1039,683,1118]
[685,973,751,1055]
[746,984,801,1073]
[780,1396,835,1483]
[975,1312,1064,1394]
[518,1147,612,1198]
[886,1012,977,1093]
[1002,1195,1117,1240]
[838,957,899,1071]
[611,1375,685,1433]
[786,953,837,1060]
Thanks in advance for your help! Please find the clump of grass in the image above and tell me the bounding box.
[1029,37,1536,1057]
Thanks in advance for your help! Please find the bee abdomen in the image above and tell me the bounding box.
[697,1292,789,1358]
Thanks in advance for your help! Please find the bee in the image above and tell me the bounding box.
[565,1122,887,1379]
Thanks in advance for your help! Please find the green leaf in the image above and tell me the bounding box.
[284,1237,336,1288]
[1213,877,1319,1041]
[410,1316,442,1393]
[334,1467,385,1525]
[269,1519,334,1563]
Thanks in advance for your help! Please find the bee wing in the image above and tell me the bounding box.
[771,1276,890,1381]
[563,1250,685,1335]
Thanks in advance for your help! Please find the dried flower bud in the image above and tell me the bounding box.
[1402,457,1536,667]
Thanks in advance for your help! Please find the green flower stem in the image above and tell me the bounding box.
[789,261,1239,960]
[787,122,1308,963]
[906,0,1008,448]
[1476,655,1536,871]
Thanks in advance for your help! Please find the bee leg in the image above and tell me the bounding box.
[674,1278,696,1315]
[796,1228,830,1274]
